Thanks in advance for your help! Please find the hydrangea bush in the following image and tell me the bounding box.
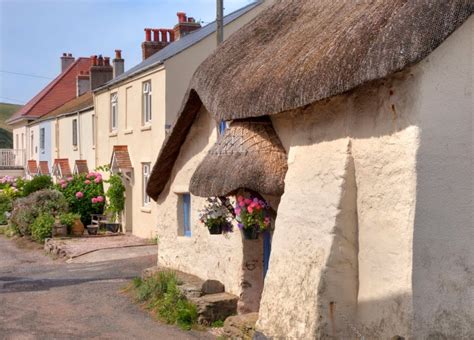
[56,172,105,226]
[198,197,233,234]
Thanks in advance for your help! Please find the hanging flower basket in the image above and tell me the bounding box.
[235,195,271,240]
[199,197,234,235]
[242,226,259,240]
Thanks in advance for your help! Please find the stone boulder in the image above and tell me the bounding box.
[223,313,259,339]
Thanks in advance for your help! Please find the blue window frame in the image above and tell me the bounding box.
[182,193,191,237]
[219,120,227,135]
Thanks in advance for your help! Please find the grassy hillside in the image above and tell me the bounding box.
[0,102,22,148]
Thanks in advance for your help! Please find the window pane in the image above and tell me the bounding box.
[183,194,191,237]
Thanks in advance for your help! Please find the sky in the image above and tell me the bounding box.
[0,0,252,105]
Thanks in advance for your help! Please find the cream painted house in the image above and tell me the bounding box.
[146,1,473,338]
[93,1,272,238]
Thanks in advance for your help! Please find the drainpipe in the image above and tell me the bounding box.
[77,110,83,160]
[216,0,224,45]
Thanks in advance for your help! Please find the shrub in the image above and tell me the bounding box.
[56,173,105,226]
[0,194,12,225]
[9,189,68,236]
[131,271,197,330]
[0,176,27,199]
[22,175,53,196]
[31,213,55,242]
[105,173,125,222]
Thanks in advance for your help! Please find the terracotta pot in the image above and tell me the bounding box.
[71,219,85,236]
[242,227,259,240]
[208,225,223,235]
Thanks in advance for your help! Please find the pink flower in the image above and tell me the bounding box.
[247,206,254,214]
[67,177,73,181]
[91,197,97,204]
[75,191,84,199]
[61,183,67,189]
[94,176,102,184]
[239,201,245,207]
[96,196,104,202]
[235,207,241,215]
[244,198,252,205]
[84,180,91,184]
[59,179,65,185]
[237,196,244,202]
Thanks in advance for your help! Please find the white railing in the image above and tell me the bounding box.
[0,149,26,167]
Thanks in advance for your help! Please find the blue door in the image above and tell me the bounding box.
[263,231,272,278]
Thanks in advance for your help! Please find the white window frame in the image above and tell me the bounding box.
[142,163,151,206]
[30,131,34,156]
[72,119,78,146]
[111,93,118,131]
[142,81,152,125]
[39,128,45,151]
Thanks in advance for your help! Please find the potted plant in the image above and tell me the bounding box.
[104,173,125,233]
[234,195,271,240]
[199,197,233,235]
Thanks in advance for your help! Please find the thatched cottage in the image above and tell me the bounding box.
[147,1,473,338]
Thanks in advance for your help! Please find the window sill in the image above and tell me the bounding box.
[124,129,134,135]
[140,125,152,132]
[73,146,78,151]
[140,207,152,213]
[109,131,118,137]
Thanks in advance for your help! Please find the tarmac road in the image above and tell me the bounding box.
[0,236,212,340]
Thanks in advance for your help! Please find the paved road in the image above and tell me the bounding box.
[0,236,213,340]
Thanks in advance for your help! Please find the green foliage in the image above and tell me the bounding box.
[59,212,81,234]
[22,175,53,196]
[55,173,105,226]
[0,102,21,148]
[131,271,197,330]
[105,173,125,222]
[0,176,27,199]
[211,320,225,328]
[31,213,55,242]
[0,194,12,225]
[9,189,68,236]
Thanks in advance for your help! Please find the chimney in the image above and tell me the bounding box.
[60,53,75,72]
[174,12,201,40]
[89,55,113,90]
[113,49,125,78]
[76,71,90,96]
[141,27,174,60]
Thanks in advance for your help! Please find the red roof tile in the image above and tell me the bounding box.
[53,159,72,178]
[38,161,50,175]
[27,160,38,175]
[74,160,89,174]
[110,145,132,169]
[8,58,91,124]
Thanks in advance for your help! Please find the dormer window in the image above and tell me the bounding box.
[142,81,152,125]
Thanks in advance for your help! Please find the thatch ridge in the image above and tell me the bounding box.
[190,118,287,197]
[191,0,472,120]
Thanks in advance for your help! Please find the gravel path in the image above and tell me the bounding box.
[0,236,213,340]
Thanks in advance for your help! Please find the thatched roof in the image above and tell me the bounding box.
[192,0,472,121]
[147,0,472,200]
[190,118,287,197]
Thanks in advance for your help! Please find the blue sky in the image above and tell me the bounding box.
[0,0,252,105]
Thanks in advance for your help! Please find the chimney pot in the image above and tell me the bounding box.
[159,29,168,43]
[63,52,67,56]
[114,49,122,59]
[177,12,187,23]
[68,53,72,57]
[60,53,75,72]
[144,28,152,42]
[168,29,175,42]
[98,55,104,66]
[104,57,110,66]
[152,29,160,42]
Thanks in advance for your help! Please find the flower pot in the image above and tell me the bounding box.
[105,222,121,233]
[242,227,259,240]
[208,224,223,235]
[71,219,85,236]
[86,225,99,235]
[52,224,67,238]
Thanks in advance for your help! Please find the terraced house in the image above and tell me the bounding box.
[93,1,272,238]
[146,1,473,338]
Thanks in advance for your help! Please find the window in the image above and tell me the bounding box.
[92,114,96,146]
[142,163,151,206]
[72,119,78,146]
[178,193,191,237]
[111,93,118,131]
[40,128,45,150]
[21,133,24,149]
[15,134,19,150]
[142,81,152,125]
[30,132,34,156]
[219,120,228,135]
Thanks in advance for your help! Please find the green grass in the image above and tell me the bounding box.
[131,271,198,330]
[0,102,22,148]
